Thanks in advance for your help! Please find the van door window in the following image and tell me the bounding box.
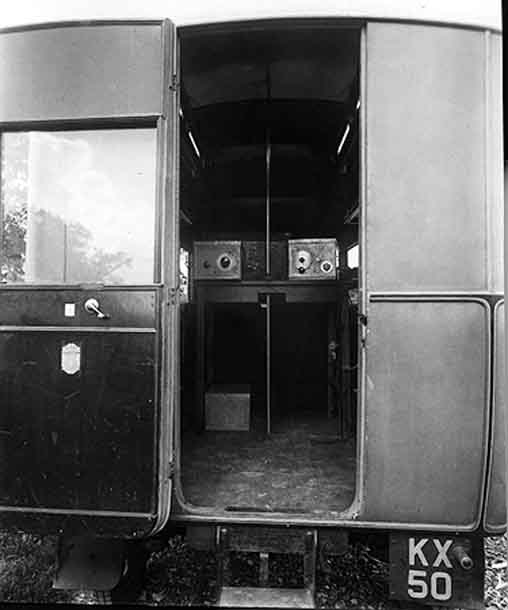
[0,128,157,284]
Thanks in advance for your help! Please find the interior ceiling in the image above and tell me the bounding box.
[181,27,359,154]
[191,99,351,156]
[180,28,360,234]
[181,28,359,107]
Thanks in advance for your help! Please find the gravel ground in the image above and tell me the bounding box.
[485,535,508,610]
[0,532,505,608]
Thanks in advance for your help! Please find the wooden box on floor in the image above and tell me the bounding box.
[205,384,251,431]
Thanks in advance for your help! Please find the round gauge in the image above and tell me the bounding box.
[320,260,333,274]
[217,253,234,270]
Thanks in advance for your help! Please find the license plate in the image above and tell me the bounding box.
[389,533,484,609]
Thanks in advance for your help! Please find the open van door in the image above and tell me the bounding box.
[360,22,500,529]
[0,19,178,539]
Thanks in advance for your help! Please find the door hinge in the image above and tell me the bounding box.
[167,459,175,478]
[169,74,179,92]
[167,448,177,478]
[167,287,179,306]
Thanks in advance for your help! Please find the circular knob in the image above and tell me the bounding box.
[296,250,311,272]
[217,254,232,270]
[321,261,333,273]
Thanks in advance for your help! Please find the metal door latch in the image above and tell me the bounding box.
[84,298,110,319]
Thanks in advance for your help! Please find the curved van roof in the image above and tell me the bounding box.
[0,0,502,32]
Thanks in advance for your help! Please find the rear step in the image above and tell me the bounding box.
[216,526,317,608]
[219,586,314,608]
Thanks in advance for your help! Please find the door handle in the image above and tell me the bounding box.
[84,298,110,320]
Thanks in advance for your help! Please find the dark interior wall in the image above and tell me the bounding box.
[210,303,328,418]
[179,25,361,241]
[211,304,265,386]
[271,304,329,416]
[181,100,359,239]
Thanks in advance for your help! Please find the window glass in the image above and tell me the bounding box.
[0,129,156,284]
[179,248,190,303]
[347,244,359,269]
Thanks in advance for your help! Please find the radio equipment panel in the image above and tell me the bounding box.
[242,240,288,280]
[288,239,338,280]
[193,241,242,280]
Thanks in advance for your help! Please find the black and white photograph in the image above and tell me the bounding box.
[0,1,505,608]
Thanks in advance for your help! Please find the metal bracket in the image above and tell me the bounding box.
[167,287,179,306]
[169,74,179,91]
[167,454,176,478]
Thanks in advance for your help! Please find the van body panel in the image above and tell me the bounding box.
[487,33,504,294]
[484,301,506,532]
[0,291,159,515]
[0,23,164,123]
[0,1,502,32]
[360,299,489,527]
[365,23,487,293]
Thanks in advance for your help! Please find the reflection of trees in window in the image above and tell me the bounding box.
[25,209,132,284]
[1,207,27,282]
[2,128,157,284]
[1,133,134,284]
[65,216,132,283]
[1,133,29,282]
[1,206,133,284]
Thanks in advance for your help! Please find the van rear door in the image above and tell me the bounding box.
[360,22,495,529]
[0,20,178,537]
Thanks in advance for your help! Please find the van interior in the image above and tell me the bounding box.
[178,25,360,515]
